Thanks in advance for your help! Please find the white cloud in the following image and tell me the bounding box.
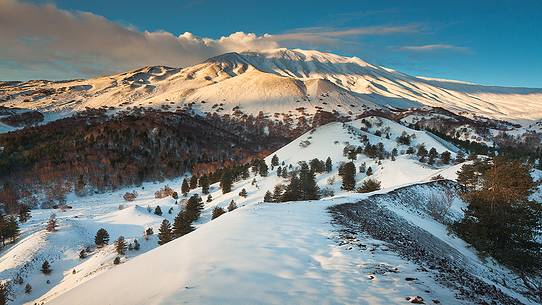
[0,0,419,80]
[399,44,469,52]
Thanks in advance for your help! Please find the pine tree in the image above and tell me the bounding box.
[271,155,279,167]
[281,175,301,201]
[190,175,198,189]
[359,162,366,173]
[115,236,127,255]
[428,147,438,165]
[199,175,210,194]
[277,166,282,177]
[168,207,173,214]
[113,256,121,265]
[46,213,57,232]
[241,167,250,179]
[272,185,283,202]
[0,281,10,304]
[440,151,451,164]
[263,191,273,202]
[79,249,86,259]
[366,166,373,176]
[417,145,428,162]
[181,178,190,196]
[158,219,173,245]
[24,283,32,294]
[454,158,542,273]
[206,194,213,202]
[239,188,248,197]
[172,211,194,238]
[325,157,333,172]
[299,162,320,200]
[211,206,226,220]
[227,200,237,212]
[95,228,110,247]
[357,179,381,193]
[18,205,31,223]
[220,170,233,194]
[41,260,52,274]
[3,216,19,243]
[281,167,288,178]
[133,239,140,250]
[340,162,356,191]
[185,194,204,222]
[259,161,269,177]
[154,205,162,216]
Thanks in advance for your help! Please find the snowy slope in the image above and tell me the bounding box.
[1,117,536,304]
[2,48,542,123]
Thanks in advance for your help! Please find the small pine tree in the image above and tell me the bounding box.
[168,207,173,214]
[325,157,333,172]
[366,166,373,176]
[227,200,238,212]
[220,170,233,194]
[271,155,279,167]
[113,256,121,265]
[95,228,110,247]
[24,283,32,294]
[79,249,86,259]
[189,176,198,189]
[181,178,190,196]
[428,147,438,165]
[199,175,210,194]
[211,206,226,220]
[263,191,273,202]
[340,162,356,191]
[158,219,173,245]
[0,281,10,304]
[357,179,382,193]
[206,194,213,202]
[272,184,283,202]
[18,205,31,223]
[277,166,282,177]
[41,260,52,274]
[239,188,248,197]
[359,162,366,173]
[299,162,320,200]
[440,151,451,164]
[259,161,269,177]
[185,194,204,222]
[46,213,57,232]
[115,236,127,255]
[154,205,162,216]
[417,145,428,162]
[133,239,140,250]
[172,211,194,238]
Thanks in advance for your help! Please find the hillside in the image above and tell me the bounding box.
[1,49,542,124]
[1,116,539,305]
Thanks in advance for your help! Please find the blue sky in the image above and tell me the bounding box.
[3,0,541,87]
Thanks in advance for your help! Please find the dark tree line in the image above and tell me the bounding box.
[0,109,291,211]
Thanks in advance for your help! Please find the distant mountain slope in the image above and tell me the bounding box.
[1,48,541,123]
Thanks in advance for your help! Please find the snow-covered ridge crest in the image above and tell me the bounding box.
[1,47,542,123]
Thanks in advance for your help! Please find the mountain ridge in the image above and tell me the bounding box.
[1,48,541,123]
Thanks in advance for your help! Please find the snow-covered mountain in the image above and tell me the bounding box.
[2,116,538,305]
[2,48,542,123]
